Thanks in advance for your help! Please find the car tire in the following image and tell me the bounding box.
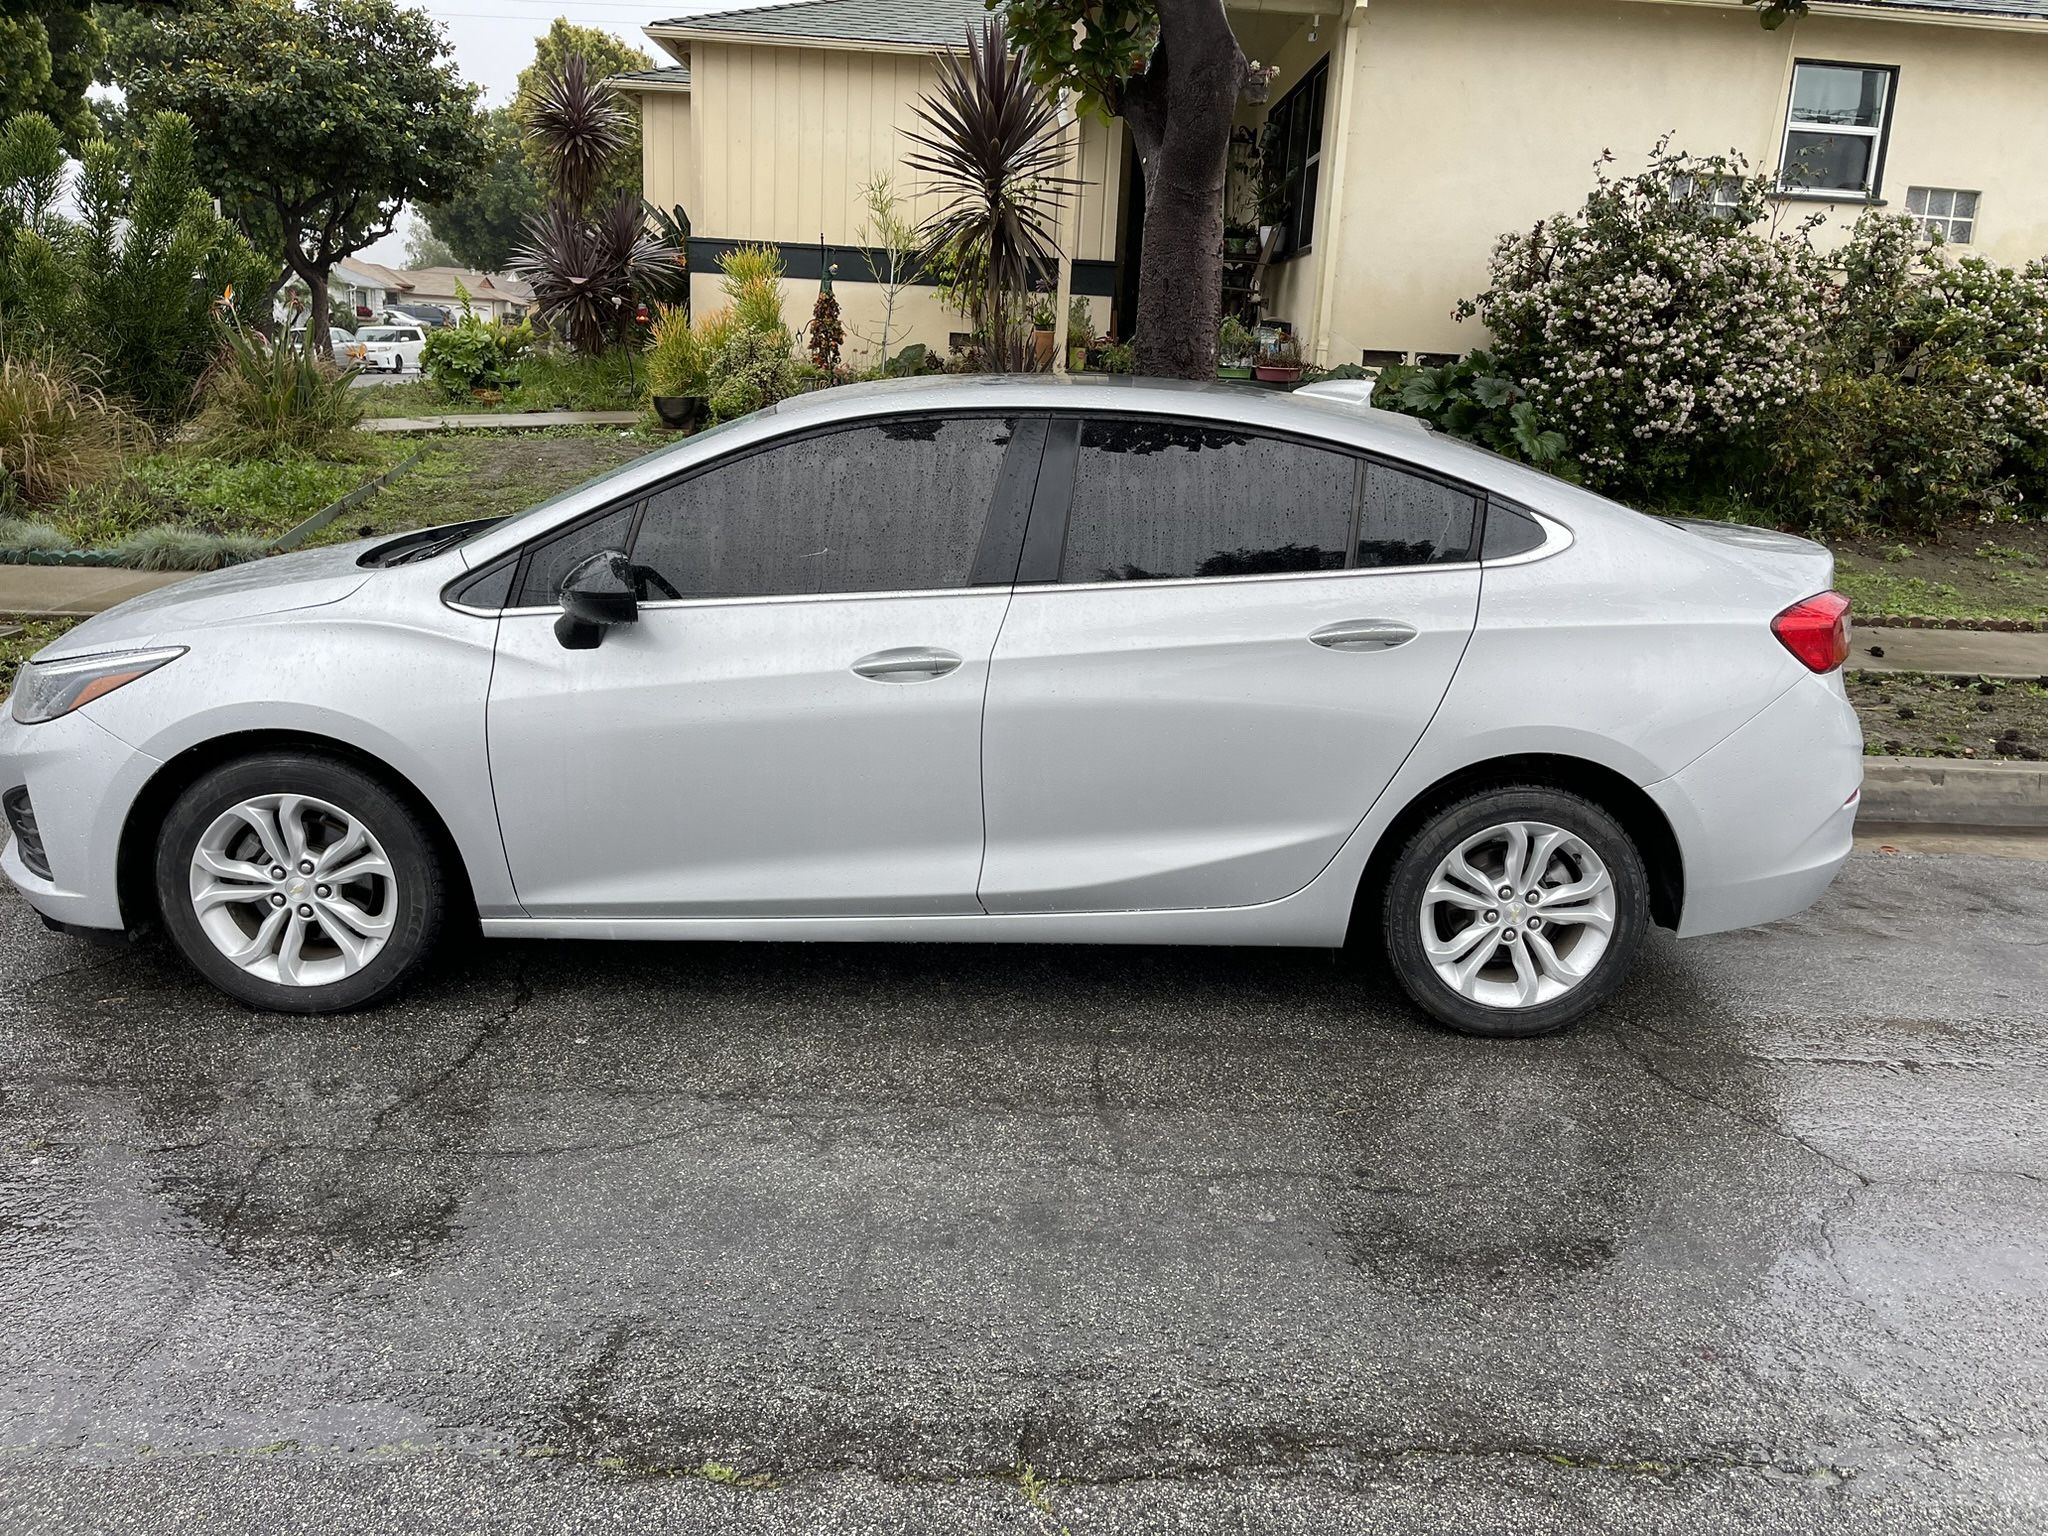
[1381,785,1649,1039]
[154,752,446,1013]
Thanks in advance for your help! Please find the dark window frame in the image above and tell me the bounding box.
[486,409,1042,611]
[1776,58,1900,202]
[1022,411,1487,587]
[1261,56,1330,260]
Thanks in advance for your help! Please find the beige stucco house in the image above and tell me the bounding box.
[617,0,2048,368]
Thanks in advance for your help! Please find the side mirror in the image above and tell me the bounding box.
[555,548,638,649]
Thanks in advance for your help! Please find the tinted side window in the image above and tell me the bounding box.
[1356,464,1480,568]
[1481,500,1547,560]
[632,417,1016,598]
[1059,421,1356,583]
[515,502,636,606]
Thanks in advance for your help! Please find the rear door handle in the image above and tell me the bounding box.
[851,647,964,681]
[1309,620,1418,652]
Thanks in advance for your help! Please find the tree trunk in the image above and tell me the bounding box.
[1124,0,1249,379]
[308,267,333,360]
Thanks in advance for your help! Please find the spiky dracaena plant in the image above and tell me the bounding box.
[512,192,676,354]
[522,53,626,213]
[904,18,1075,372]
[511,54,677,354]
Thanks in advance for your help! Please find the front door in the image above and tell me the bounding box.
[487,413,1037,918]
[978,416,1483,914]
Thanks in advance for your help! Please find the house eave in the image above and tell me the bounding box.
[1621,0,2048,33]
[643,21,951,55]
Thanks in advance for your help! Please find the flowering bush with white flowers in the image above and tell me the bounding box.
[1775,213,2048,530]
[1458,146,1826,499]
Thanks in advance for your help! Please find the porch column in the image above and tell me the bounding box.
[1051,89,1082,373]
[1309,0,1367,368]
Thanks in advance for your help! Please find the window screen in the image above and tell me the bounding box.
[1059,420,1357,583]
[1356,464,1480,568]
[629,417,1015,599]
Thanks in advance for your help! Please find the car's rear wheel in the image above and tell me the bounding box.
[1382,786,1649,1038]
[154,753,445,1013]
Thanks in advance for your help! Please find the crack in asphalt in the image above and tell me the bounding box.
[366,968,533,1137]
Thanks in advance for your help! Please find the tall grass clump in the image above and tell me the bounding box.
[0,353,137,509]
[190,325,364,461]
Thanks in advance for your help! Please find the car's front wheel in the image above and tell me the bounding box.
[1382,785,1649,1038]
[154,753,446,1013]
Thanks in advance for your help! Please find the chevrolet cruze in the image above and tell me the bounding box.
[0,377,1862,1036]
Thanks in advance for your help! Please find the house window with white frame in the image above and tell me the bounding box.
[1778,61,1897,198]
[1906,186,1979,244]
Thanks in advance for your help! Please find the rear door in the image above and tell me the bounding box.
[977,414,1483,914]
[486,412,1041,918]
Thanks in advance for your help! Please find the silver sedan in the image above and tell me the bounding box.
[0,377,1862,1036]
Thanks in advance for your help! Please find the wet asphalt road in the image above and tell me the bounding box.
[1,848,2044,1535]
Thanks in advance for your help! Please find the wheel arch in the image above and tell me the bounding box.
[116,729,480,933]
[1350,753,1685,944]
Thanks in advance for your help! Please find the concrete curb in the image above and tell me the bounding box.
[1860,756,2048,828]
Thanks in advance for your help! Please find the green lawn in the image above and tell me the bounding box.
[1832,527,2048,623]
[354,350,648,419]
[305,428,667,547]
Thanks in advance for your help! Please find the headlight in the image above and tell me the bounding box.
[10,647,186,725]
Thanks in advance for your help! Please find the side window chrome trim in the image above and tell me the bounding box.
[491,584,1018,618]
[1010,560,1482,596]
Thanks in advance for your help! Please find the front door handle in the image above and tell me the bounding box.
[851,646,964,682]
[1309,620,1418,652]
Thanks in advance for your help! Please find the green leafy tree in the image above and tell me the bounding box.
[513,20,650,207]
[0,1,104,150]
[420,106,544,271]
[112,0,484,357]
[0,109,270,416]
[997,0,1812,379]
[405,226,459,269]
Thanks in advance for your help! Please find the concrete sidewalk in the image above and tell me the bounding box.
[361,410,641,433]
[0,564,190,618]
[1852,625,2048,679]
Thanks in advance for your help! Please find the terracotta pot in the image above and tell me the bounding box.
[470,386,503,405]
[1253,364,1302,382]
[1032,328,1056,368]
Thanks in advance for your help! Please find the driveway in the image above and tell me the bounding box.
[1,846,2044,1534]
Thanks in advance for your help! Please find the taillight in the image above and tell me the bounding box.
[1772,591,1852,673]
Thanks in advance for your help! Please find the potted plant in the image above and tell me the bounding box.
[1028,290,1057,369]
[1253,327,1303,383]
[1256,123,1291,257]
[645,303,727,431]
[1223,223,1259,260]
[1216,316,1256,379]
[1067,295,1092,371]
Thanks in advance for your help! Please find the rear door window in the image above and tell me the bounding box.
[1057,420,1357,583]
[1355,463,1481,567]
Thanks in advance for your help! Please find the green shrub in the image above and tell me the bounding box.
[0,354,136,507]
[111,525,270,571]
[707,327,796,422]
[0,514,74,552]
[1461,144,1821,498]
[1379,350,1572,473]
[646,302,732,398]
[1763,213,2048,530]
[720,244,788,339]
[190,325,364,460]
[421,312,534,395]
[1098,339,1135,374]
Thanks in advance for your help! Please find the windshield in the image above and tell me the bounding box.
[361,328,402,341]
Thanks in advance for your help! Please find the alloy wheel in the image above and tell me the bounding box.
[1418,820,1616,1010]
[187,793,398,987]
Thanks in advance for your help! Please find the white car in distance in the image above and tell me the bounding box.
[354,324,427,373]
[0,377,1863,1037]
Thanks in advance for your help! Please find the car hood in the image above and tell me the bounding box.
[40,543,374,658]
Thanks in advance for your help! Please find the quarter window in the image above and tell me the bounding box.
[1906,186,1979,244]
[1058,420,1356,583]
[630,416,1015,599]
[1778,62,1896,198]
